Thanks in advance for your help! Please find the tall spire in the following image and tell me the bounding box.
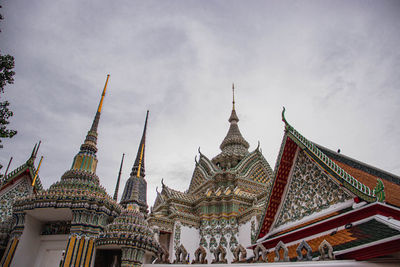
[212,85,249,169]
[120,111,149,212]
[232,83,235,111]
[131,110,149,178]
[113,153,125,201]
[71,74,110,173]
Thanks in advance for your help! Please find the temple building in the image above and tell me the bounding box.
[250,108,400,262]
[0,79,399,266]
[148,88,275,263]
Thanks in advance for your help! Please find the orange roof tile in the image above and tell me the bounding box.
[333,160,400,207]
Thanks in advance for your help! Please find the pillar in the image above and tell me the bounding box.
[62,234,95,267]
[121,247,145,267]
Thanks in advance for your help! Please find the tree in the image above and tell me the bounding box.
[0,7,17,150]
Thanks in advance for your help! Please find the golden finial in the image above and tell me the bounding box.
[232,83,235,111]
[31,156,43,187]
[97,74,110,113]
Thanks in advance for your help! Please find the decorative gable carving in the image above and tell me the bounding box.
[275,150,352,228]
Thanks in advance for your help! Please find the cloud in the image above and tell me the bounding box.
[1,0,400,207]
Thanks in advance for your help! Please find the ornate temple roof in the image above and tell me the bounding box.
[120,111,149,211]
[255,107,390,241]
[212,85,250,169]
[316,144,400,207]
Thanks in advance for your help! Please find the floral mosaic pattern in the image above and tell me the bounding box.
[275,150,352,227]
[0,178,32,222]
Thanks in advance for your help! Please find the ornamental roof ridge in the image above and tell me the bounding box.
[0,145,43,192]
[198,151,219,174]
[281,107,381,203]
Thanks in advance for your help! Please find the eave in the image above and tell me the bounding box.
[253,202,400,249]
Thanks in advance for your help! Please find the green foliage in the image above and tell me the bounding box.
[0,54,15,93]
[0,7,17,150]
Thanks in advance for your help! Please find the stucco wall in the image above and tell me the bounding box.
[12,214,42,267]
[34,234,68,267]
[238,217,254,258]
[181,225,199,262]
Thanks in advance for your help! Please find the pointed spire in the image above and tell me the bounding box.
[113,153,125,201]
[229,83,239,123]
[71,75,110,173]
[232,83,235,111]
[80,74,110,154]
[131,110,149,178]
[120,111,150,212]
[212,85,249,169]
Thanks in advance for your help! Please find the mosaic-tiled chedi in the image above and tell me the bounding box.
[0,75,121,267]
[96,111,160,267]
[148,87,274,262]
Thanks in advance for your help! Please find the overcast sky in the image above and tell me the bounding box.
[1,0,399,206]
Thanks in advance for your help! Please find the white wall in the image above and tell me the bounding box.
[34,234,68,267]
[238,218,254,258]
[170,223,199,263]
[12,214,42,267]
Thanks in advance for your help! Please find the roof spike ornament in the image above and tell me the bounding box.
[34,140,41,158]
[30,143,37,158]
[120,111,150,212]
[113,153,125,201]
[27,141,41,166]
[31,156,43,187]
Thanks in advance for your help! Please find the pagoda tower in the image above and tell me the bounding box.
[1,75,121,267]
[120,111,149,213]
[95,111,159,267]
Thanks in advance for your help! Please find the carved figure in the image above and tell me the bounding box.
[296,240,312,261]
[173,244,188,264]
[155,245,170,264]
[274,241,289,262]
[232,244,247,263]
[211,244,228,264]
[319,240,334,260]
[192,245,208,264]
[252,244,267,262]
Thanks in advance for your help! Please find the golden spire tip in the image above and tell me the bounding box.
[97,74,110,113]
